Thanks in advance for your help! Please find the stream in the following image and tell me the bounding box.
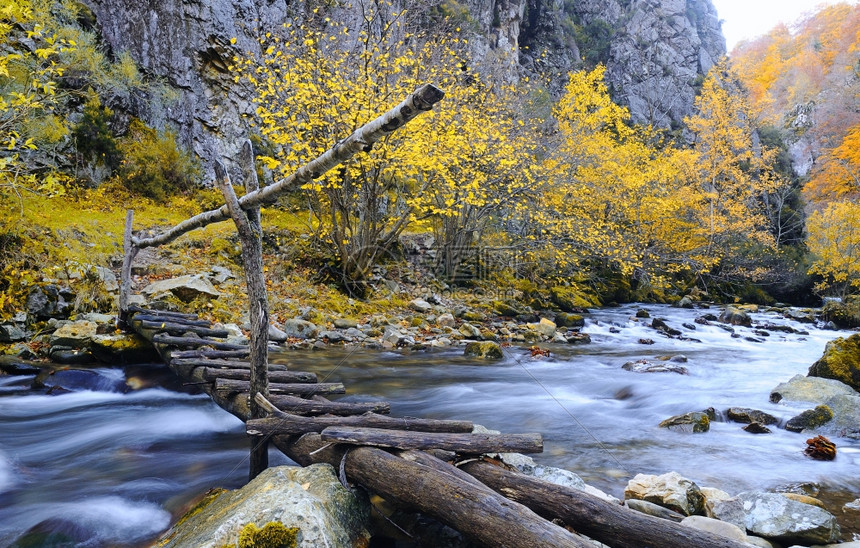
[1,304,859,545]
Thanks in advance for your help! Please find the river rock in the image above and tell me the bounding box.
[817,394,860,438]
[623,360,688,375]
[739,490,841,545]
[566,332,591,345]
[624,472,705,516]
[89,333,159,364]
[785,405,834,433]
[436,313,456,328]
[726,407,778,425]
[0,323,27,343]
[459,323,482,339]
[333,318,358,329]
[720,306,752,327]
[680,515,748,543]
[769,374,857,404]
[50,320,98,348]
[156,464,370,548]
[463,341,503,360]
[659,412,709,433]
[409,298,433,313]
[701,487,746,531]
[743,422,773,434]
[808,334,860,391]
[554,312,585,328]
[141,274,220,302]
[282,319,318,340]
[27,285,72,320]
[268,324,288,343]
[624,498,685,521]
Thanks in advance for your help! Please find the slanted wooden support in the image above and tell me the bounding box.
[129,84,445,251]
[266,394,391,416]
[275,433,592,548]
[319,426,543,454]
[215,378,344,396]
[215,150,270,481]
[459,460,751,548]
[246,413,474,436]
[118,210,138,329]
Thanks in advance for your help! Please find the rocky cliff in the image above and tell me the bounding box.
[82,0,725,180]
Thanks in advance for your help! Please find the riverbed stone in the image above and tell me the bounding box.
[623,360,688,375]
[50,320,98,348]
[409,298,433,313]
[720,306,752,327]
[808,334,860,391]
[0,323,27,342]
[282,319,318,340]
[156,464,370,548]
[333,318,358,329]
[554,312,585,328]
[680,515,748,543]
[785,405,834,432]
[701,487,746,531]
[436,313,456,328]
[463,341,503,360]
[624,472,705,516]
[659,412,710,433]
[816,393,860,438]
[726,407,779,425]
[740,491,841,545]
[268,324,288,343]
[141,274,220,302]
[769,374,857,404]
[459,323,481,339]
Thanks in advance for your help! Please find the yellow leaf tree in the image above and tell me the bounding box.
[807,201,860,297]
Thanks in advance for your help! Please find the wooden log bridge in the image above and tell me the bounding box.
[126,307,749,548]
[118,85,750,548]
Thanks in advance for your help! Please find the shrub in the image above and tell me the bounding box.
[119,121,199,201]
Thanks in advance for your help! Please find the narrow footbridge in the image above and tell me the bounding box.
[124,304,747,548]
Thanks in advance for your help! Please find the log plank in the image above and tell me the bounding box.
[202,368,315,383]
[246,413,473,436]
[266,394,390,416]
[215,378,344,396]
[319,426,542,454]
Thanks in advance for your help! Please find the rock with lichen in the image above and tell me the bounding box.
[808,334,860,391]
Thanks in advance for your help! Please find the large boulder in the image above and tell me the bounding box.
[50,320,99,348]
[624,472,705,516]
[89,333,159,364]
[281,319,319,340]
[719,306,752,327]
[808,334,860,392]
[156,464,370,548]
[739,491,840,545]
[463,341,504,360]
[815,394,860,438]
[769,374,857,404]
[141,274,220,303]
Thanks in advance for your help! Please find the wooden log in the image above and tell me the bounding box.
[246,413,474,436]
[275,434,591,548]
[132,315,213,327]
[172,359,288,372]
[151,334,246,350]
[319,426,543,454]
[169,349,249,360]
[267,394,390,416]
[131,84,444,251]
[138,320,230,338]
[203,368,315,384]
[458,460,751,548]
[118,209,139,329]
[128,306,199,320]
[215,378,344,396]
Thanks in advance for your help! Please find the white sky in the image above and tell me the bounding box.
[710,0,857,51]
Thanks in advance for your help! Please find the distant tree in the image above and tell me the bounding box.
[807,201,860,298]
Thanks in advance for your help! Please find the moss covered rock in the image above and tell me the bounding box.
[549,286,594,312]
[785,405,834,433]
[464,341,504,360]
[659,412,710,433]
[808,334,860,391]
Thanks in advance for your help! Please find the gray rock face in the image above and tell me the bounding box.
[624,472,705,516]
[82,0,724,183]
[739,491,841,545]
[157,464,370,548]
[769,374,857,404]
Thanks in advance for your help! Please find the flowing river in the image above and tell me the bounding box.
[1,304,859,545]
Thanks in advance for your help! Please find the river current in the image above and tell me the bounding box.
[0,304,858,545]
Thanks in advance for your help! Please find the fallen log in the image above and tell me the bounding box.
[171,358,289,372]
[128,306,198,320]
[137,320,230,338]
[152,334,246,350]
[319,426,543,454]
[130,315,213,327]
[215,378,345,396]
[169,349,250,360]
[202,368,316,384]
[247,413,473,436]
[458,460,751,548]
[275,433,592,548]
[267,394,390,416]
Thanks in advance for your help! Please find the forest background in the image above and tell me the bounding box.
[1,0,859,330]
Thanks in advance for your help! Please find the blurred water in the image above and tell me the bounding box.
[1,304,858,545]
